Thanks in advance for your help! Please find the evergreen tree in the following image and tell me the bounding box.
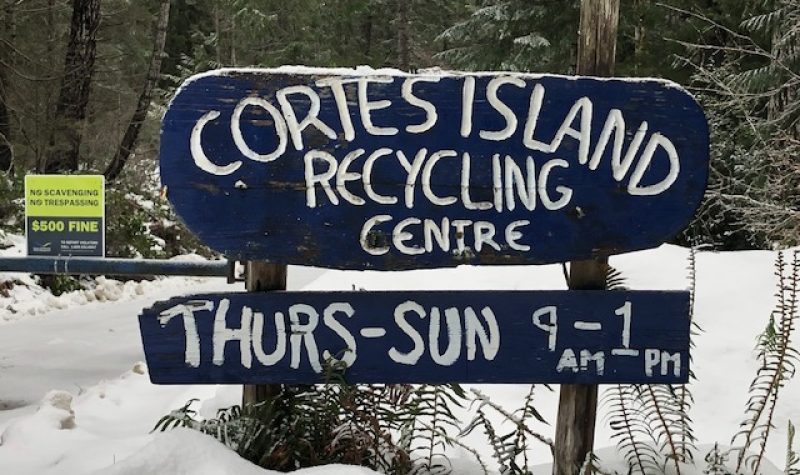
[437,0,579,73]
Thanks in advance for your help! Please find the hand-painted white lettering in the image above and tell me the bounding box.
[429,307,462,366]
[661,351,681,377]
[315,77,356,141]
[192,111,242,176]
[546,97,593,164]
[574,321,602,331]
[504,155,536,211]
[461,153,492,210]
[388,300,426,365]
[465,306,500,361]
[644,348,660,377]
[423,217,450,253]
[393,217,424,255]
[556,348,578,372]
[322,303,357,367]
[396,148,428,208]
[363,148,398,205]
[615,301,632,350]
[627,132,680,196]
[359,214,392,255]
[422,150,458,206]
[538,158,572,210]
[231,97,288,162]
[451,219,473,253]
[358,77,399,136]
[213,299,252,368]
[159,301,210,368]
[252,311,286,366]
[304,150,339,207]
[587,111,646,181]
[402,77,440,134]
[532,305,558,351]
[580,350,605,375]
[473,221,500,252]
[359,214,531,256]
[506,220,530,251]
[522,84,548,152]
[480,76,526,141]
[336,149,366,205]
[360,327,387,338]
[460,76,475,138]
[276,85,337,151]
[492,154,503,212]
[611,349,640,356]
[288,304,322,373]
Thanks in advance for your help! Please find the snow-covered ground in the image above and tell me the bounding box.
[0,242,797,474]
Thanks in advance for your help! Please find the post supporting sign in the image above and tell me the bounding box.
[25,175,105,257]
[140,290,690,385]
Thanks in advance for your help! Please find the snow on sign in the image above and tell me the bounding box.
[159,67,709,270]
[139,290,690,384]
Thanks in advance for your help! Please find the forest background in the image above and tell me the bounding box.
[0,0,797,262]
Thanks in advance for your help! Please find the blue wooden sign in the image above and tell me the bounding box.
[159,68,709,270]
[139,290,690,385]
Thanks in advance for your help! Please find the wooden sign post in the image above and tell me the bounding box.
[242,261,285,405]
[147,21,708,472]
[555,1,620,474]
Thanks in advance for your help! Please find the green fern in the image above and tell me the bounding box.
[603,384,661,474]
[460,387,552,474]
[634,384,693,474]
[703,443,734,475]
[732,251,800,474]
[605,265,628,291]
[787,421,800,475]
[603,257,696,474]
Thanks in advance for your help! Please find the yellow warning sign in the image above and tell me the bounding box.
[25,175,104,218]
[25,175,105,256]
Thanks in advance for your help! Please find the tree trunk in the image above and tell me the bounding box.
[104,0,171,181]
[553,1,619,474]
[43,0,101,174]
[397,0,410,70]
[362,11,373,60]
[0,1,15,173]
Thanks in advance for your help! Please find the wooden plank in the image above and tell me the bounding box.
[242,261,286,405]
[555,2,621,474]
[159,68,709,270]
[139,290,690,385]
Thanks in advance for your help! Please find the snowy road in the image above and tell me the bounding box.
[0,266,324,423]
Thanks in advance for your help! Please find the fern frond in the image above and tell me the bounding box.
[605,265,628,291]
[703,443,734,475]
[787,421,800,475]
[732,251,800,474]
[602,384,660,474]
[634,384,694,474]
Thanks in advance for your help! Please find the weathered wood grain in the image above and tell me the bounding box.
[242,261,285,405]
[159,69,709,270]
[139,290,690,385]
[556,3,622,472]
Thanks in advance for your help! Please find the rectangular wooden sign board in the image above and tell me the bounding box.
[140,290,690,385]
[160,67,709,270]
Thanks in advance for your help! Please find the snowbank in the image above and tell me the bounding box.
[0,244,798,474]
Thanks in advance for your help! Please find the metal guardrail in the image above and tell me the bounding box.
[0,256,233,280]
